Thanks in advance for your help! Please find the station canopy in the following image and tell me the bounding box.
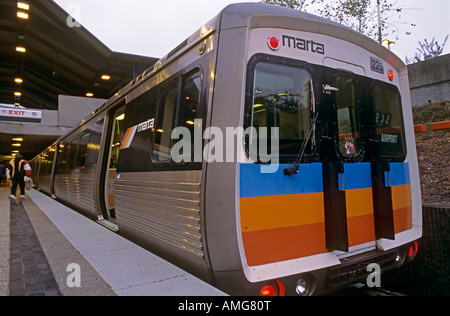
[0,0,158,110]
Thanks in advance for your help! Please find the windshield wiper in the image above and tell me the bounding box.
[284,112,319,176]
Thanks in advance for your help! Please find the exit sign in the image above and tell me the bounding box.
[0,108,42,123]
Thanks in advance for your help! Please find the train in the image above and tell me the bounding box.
[30,3,422,296]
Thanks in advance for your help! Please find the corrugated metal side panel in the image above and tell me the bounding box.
[114,171,204,260]
[54,174,97,216]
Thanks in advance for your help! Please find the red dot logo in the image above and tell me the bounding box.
[267,36,280,51]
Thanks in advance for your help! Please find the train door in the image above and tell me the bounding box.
[103,104,126,223]
[321,68,372,252]
[321,62,409,253]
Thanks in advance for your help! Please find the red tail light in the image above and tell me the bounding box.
[276,280,286,296]
[408,241,419,259]
[260,285,275,296]
[260,280,286,296]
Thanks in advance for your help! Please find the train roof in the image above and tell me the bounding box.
[61,3,407,143]
[125,3,406,97]
[219,3,405,71]
[108,3,406,108]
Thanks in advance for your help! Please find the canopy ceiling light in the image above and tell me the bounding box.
[17,11,29,19]
[17,2,30,10]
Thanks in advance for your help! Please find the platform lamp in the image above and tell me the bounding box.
[383,39,395,50]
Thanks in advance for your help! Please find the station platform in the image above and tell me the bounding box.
[0,186,226,296]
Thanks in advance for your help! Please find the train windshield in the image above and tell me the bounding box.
[249,62,314,162]
[336,76,360,158]
[373,83,406,159]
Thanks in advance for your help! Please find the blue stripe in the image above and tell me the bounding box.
[239,162,410,198]
[343,163,372,190]
[240,163,323,198]
[389,162,410,186]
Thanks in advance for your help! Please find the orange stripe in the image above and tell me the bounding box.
[240,193,326,266]
[347,214,376,247]
[394,206,413,234]
[391,184,412,234]
[391,184,412,210]
[345,188,376,246]
[120,126,135,150]
[345,188,374,218]
[240,193,324,232]
[240,184,413,266]
[242,223,327,266]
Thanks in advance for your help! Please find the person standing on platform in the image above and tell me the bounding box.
[6,153,32,200]
[0,163,5,186]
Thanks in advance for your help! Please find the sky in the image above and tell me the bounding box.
[53,0,450,63]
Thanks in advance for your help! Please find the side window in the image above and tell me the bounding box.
[39,150,52,175]
[85,119,104,174]
[176,75,202,162]
[336,76,360,158]
[77,133,90,172]
[153,82,179,162]
[152,70,202,164]
[46,148,55,175]
[111,107,125,169]
[179,76,201,131]
[56,142,69,174]
[373,84,406,159]
[68,138,79,173]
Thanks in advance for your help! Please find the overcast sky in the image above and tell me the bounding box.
[53,0,449,62]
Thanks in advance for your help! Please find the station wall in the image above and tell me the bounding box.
[408,54,450,106]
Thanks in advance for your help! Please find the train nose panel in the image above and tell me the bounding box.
[239,161,413,267]
[240,163,328,266]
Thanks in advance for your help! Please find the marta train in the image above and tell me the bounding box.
[30,3,422,296]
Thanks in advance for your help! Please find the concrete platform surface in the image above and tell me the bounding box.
[0,186,226,296]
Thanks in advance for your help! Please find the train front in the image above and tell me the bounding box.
[206,4,422,296]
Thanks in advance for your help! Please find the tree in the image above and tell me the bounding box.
[260,0,313,10]
[315,0,372,33]
[260,0,409,43]
[406,35,449,64]
[312,0,404,42]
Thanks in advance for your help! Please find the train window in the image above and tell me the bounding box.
[180,76,201,130]
[41,148,55,175]
[175,75,201,161]
[46,148,55,174]
[68,138,79,173]
[153,82,179,162]
[111,107,125,169]
[373,84,406,159]
[250,62,313,161]
[56,143,68,174]
[77,133,90,172]
[84,119,103,174]
[336,76,360,157]
[106,107,125,219]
